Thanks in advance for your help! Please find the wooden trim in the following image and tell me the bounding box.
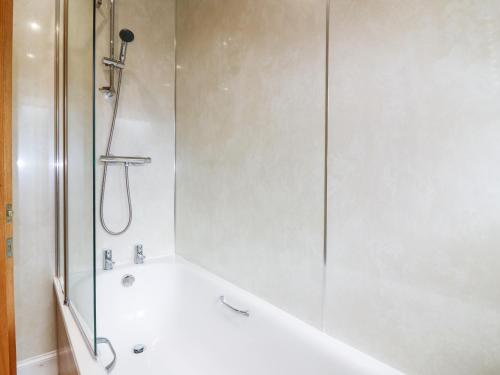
[0,0,16,374]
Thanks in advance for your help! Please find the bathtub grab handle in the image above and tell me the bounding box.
[219,295,250,317]
[96,337,117,372]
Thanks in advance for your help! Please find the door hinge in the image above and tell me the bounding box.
[6,238,13,258]
[6,203,13,223]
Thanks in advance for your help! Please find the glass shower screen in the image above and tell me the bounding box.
[65,0,96,354]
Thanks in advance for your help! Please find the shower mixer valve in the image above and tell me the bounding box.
[102,57,125,70]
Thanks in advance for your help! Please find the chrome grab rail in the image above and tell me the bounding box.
[99,155,151,165]
[96,337,117,372]
[219,295,250,317]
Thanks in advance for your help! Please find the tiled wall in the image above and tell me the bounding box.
[175,0,327,327]
[12,0,56,361]
[325,1,500,374]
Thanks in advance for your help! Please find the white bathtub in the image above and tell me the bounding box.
[68,256,402,374]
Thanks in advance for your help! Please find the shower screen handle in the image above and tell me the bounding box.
[96,337,117,372]
[219,295,250,317]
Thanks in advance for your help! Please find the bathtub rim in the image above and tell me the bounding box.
[56,255,402,375]
[96,255,402,374]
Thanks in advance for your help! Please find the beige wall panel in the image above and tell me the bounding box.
[326,1,500,374]
[176,0,326,326]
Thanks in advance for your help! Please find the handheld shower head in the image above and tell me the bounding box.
[119,28,134,43]
[118,28,135,63]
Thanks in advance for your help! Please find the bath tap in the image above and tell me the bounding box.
[135,244,146,264]
[103,249,115,270]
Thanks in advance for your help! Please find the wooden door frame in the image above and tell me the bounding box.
[0,0,16,374]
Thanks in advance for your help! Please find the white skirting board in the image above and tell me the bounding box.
[17,351,58,375]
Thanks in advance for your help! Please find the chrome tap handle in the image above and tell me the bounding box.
[103,249,115,271]
[135,244,146,264]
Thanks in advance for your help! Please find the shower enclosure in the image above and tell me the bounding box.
[55,0,176,360]
[54,0,500,374]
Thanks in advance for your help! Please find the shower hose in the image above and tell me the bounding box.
[99,68,133,235]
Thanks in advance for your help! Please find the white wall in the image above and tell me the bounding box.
[94,0,176,266]
[325,1,500,374]
[12,0,56,361]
